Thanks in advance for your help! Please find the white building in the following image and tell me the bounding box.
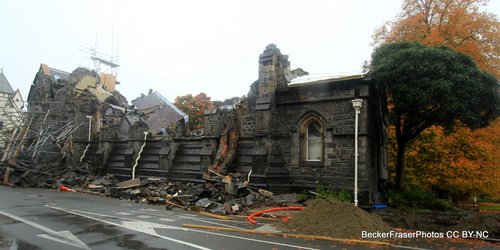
[0,70,24,148]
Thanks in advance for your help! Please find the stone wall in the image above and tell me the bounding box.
[257,44,290,99]
[87,43,386,203]
[213,44,388,201]
[269,80,378,195]
[204,109,231,137]
[240,116,255,138]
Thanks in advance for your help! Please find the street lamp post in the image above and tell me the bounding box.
[352,99,363,207]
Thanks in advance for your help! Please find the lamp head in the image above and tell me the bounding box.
[352,99,363,111]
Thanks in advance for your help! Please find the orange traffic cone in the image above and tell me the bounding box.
[59,185,76,192]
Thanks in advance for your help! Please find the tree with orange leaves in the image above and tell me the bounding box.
[373,0,500,198]
[373,0,499,78]
[388,122,500,198]
[174,92,214,130]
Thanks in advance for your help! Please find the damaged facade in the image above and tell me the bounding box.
[0,71,24,149]
[4,44,387,204]
[23,64,127,163]
[205,44,388,201]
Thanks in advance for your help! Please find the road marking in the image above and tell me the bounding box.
[184,227,319,250]
[129,210,179,222]
[390,245,430,250]
[38,231,88,249]
[46,205,319,250]
[137,215,151,219]
[46,205,210,250]
[160,218,175,222]
[140,208,160,212]
[116,212,131,216]
[0,210,90,249]
[182,213,199,217]
[177,215,244,230]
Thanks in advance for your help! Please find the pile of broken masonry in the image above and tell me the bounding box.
[1,161,298,217]
[1,152,401,240]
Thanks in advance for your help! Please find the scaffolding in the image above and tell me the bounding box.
[0,99,84,184]
[79,32,120,76]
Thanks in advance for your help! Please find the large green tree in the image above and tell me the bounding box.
[371,41,499,189]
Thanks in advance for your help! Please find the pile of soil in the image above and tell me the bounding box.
[280,199,392,238]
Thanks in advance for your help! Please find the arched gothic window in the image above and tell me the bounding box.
[300,115,324,162]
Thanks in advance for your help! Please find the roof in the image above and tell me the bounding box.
[153,91,188,120]
[131,91,189,134]
[0,72,14,94]
[39,64,71,82]
[289,71,366,87]
[132,91,187,119]
[48,67,71,82]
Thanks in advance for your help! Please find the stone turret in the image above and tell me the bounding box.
[253,44,291,135]
[257,44,291,99]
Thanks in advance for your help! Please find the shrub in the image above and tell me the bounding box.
[296,191,310,203]
[315,185,352,202]
[385,185,454,211]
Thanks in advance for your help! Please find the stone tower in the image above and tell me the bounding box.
[257,44,291,99]
[254,44,290,135]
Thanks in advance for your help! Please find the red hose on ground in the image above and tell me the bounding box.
[247,206,305,224]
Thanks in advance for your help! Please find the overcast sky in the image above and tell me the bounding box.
[1,0,499,103]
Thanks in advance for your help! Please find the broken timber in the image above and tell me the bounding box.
[116,178,141,189]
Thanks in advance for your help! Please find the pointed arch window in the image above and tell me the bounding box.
[306,121,322,161]
[300,115,324,163]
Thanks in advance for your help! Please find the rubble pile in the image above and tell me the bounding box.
[280,199,392,238]
[1,161,285,216]
[4,161,109,190]
[101,176,285,215]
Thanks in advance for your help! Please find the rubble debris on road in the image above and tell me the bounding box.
[3,159,497,241]
[116,178,141,189]
[0,159,292,217]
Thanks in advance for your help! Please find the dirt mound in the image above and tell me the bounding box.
[280,199,392,238]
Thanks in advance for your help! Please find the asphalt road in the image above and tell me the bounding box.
[0,186,338,250]
[1,186,495,250]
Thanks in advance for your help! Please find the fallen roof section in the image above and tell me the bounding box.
[131,91,189,134]
[40,64,71,82]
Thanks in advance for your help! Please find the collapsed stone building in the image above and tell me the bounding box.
[23,64,127,163]
[15,44,387,204]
